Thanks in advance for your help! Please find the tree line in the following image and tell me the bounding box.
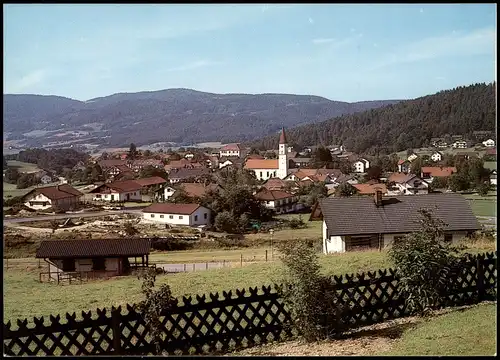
[249,83,496,155]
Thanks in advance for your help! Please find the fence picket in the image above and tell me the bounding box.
[3,251,496,356]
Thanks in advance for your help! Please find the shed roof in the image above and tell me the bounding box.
[36,238,151,259]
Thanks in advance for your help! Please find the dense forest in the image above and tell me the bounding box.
[250,83,496,155]
[4,148,90,175]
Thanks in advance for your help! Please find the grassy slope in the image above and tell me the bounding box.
[381,303,496,356]
[4,243,495,323]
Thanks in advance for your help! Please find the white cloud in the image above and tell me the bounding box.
[312,38,335,44]
[420,8,424,13]
[165,60,223,72]
[367,27,496,71]
[308,17,314,24]
[10,69,48,92]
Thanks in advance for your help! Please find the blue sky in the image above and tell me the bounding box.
[3,4,496,102]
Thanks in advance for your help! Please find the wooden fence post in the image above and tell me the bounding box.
[111,307,122,354]
[476,256,485,301]
[265,250,268,262]
[240,254,243,267]
[206,262,208,270]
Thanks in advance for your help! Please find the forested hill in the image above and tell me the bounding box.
[250,83,496,155]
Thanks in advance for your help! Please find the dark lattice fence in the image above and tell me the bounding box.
[4,252,496,356]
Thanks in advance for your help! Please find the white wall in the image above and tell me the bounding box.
[220,150,240,157]
[143,206,211,226]
[164,187,176,200]
[324,235,346,253]
[251,168,278,181]
[93,190,141,202]
[24,193,53,210]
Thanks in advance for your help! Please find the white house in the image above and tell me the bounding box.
[22,184,83,211]
[89,180,142,202]
[407,154,418,162]
[244,128,289,180]
[353,158,370,173]
[490,170,497,186]
[163,186,177,201]
[142,203,211,226]
[387,173,429,195]
[254,188,302,214]
[219,143,242,158]
[452,140,468,149]
[314,192,480,254]
[482,139,495,148]
[397,160,410,173]
[431,151,443,162]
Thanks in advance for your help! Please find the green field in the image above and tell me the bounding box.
[3,241,495,323]
[3,181,61,199]
[382,303,496,356]
[6,160,41,173]
[483,161,497,171]
[462,192,497,217]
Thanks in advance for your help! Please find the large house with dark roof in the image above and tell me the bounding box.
[254,188,302,214]
[22,184,83,211]
[313,191,480,254]
[142,203,212,226]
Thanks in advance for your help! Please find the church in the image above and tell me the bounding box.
[244,128,289,181]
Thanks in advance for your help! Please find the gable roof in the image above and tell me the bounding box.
[142,203,202,215]
[89,179,142,193]
[134,176,167,187]
[255,188,294,201]
[99,159,128,168]
[319,193,480,236]
[24,184,83,201]
[36,238,151,259]
[263,177,292,190]
[178,183,221,198]
[220,143,241,151]
[169,168,212,179]
[421,167,457,177]
[352,183,388,195]
[388,172,417,184]
[244,159,279,170]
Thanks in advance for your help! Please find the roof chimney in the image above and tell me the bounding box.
[374,190,383,207]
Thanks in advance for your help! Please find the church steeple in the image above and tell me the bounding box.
[279,127,287,144]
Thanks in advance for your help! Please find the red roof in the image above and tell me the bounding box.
[220,143,241,151]
[255,188,294,201]
[25,184,83,201]
[90,180,142,193]
[398,159,408,165]
[421,167,457,177]
[179,183,221,198]
[486,148,496,155]
[142,203,202,215]
[244,159,279,170]
[134,176,167,187]
[279,128,287,144]
[352,183,388,195]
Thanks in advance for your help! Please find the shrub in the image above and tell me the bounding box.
[476,182,490,196]
[214,211,240,233]
[388,208,464,316]
[289,217,305,229]
[135,269,177,355]
[124,221,139,236]
[278,239,347,342]
[3,196,24,207]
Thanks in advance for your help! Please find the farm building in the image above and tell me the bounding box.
[312,191,480,254]
[22,184,83,211]
[36,238,152,283]
[254,188,302,214]
[142,203,212,226]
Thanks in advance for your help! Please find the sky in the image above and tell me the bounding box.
[3,4,497,102]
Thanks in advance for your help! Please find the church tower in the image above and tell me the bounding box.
[277,127,288,179]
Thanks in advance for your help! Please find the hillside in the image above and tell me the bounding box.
[3,89,399,147]
[250,83,496,155]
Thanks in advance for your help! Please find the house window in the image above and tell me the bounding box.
[266,171,269,177]
[62,259,75,272]
[179,216,183,219]
[266,201,271,204]
[444,233,453,243]
[260,172,263,178]
[160,215,164,218]
[204,213,207,219]
[92,258,106,271]
[169,215,174,219]
[95,194,101,198]
[151,214,155,218]
[194,215,198,221]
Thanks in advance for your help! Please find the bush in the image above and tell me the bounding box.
[388,208,464,316]
[124,221,140,236]
[289,217,305,229]
[278,239,347,342]
[476,182,490,196]
[3,196,24,207]
[214,211,240,233]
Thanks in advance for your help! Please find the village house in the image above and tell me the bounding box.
[490,170,497,186]
[219,157,245,169]
[387,173,429,195]
[455,152,478,161]
[22,184,83,211]
[407,153,418,162]
[142,203,212,226]
[254,188,302,214]
[397,159,410,173]
[158,182,221,201]
[289,157,312,168]
[482,139,495,147]
[262,177,298,191]
[89,179,142,202]
[452,140,469,149]
[164,159,196,172]
[329,174,358,188]
[129,159,164,172]
[34,170,54,185]
[431,151,443,162]
[219,143,242,158]
[421,166,457,183]
[134,176,167,193]
[352,183,388,196]
[168,168,212,184]
[313,191,479,254]
[98,159,128,173]
[36,238,152,283]
[353,158,370,173]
